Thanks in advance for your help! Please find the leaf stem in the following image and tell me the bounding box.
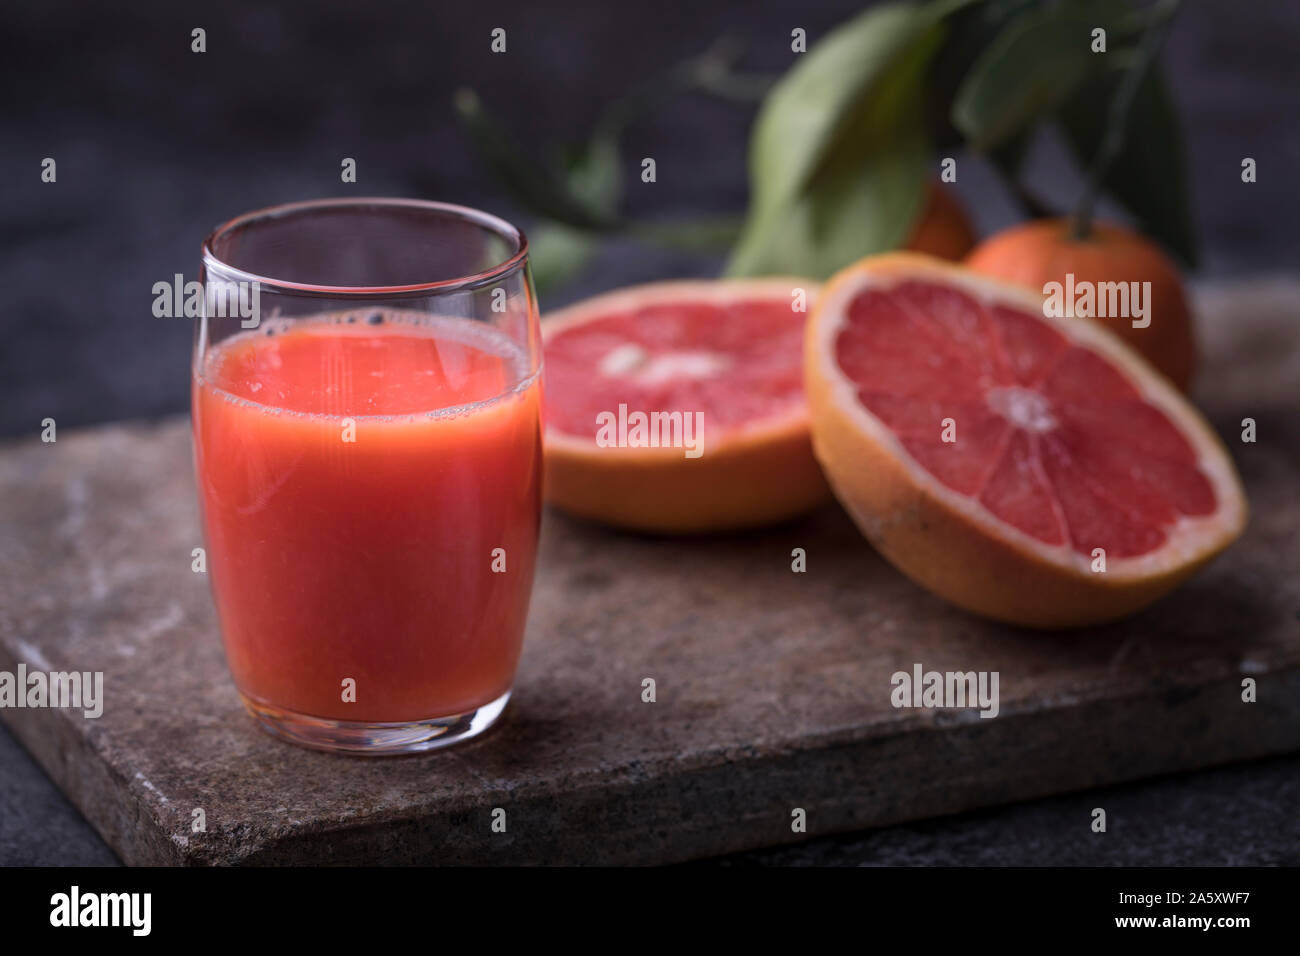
[1070,0,1180,240]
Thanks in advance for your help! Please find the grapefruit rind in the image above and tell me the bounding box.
[805,253,1247,627]
[543,279,830,533]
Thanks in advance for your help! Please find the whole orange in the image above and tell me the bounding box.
[905,183,977,261]
[965,219,1196,391]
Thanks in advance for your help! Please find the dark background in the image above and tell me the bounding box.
[1,0,1298,864]
[3,0,1299,440]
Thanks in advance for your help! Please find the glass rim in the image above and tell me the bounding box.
[200,197,529,296]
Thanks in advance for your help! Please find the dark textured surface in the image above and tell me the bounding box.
[713,753,1300,866]
[1,280,1298,865]
[0,728,119,867]
[5,721,1299,866]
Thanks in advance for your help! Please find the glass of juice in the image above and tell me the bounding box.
[192,198,543,754]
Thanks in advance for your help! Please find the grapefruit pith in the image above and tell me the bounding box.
[805,254,1247,628]
[543,279,830,533]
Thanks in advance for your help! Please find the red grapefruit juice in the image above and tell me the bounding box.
[192,314,542,724]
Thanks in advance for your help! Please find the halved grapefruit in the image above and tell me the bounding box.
[805,253,1247,628]
[543,279,830,533]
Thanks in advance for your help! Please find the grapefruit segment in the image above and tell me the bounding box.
[965,219,1197,391]
[543,279,830,533]
[805,254,1247,627]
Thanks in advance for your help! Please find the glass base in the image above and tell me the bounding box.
[239,689,511,756]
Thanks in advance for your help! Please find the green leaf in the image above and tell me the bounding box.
[952,3,1098,151]
[923,0,1039,151]
[742,2,946,224]
[727,116,929,279]
[454,89,618,231]
[528,222,597,295]
[561,134,622,215]
[1056,62,1198,266]
[727,2,945,278]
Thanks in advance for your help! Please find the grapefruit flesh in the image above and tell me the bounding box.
[965,219,1197,391]
[806,254,1246,627]
[543,279,830,533]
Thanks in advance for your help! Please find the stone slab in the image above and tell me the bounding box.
[1,279,1298,865]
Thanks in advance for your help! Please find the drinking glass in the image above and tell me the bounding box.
[193,198,543,754]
